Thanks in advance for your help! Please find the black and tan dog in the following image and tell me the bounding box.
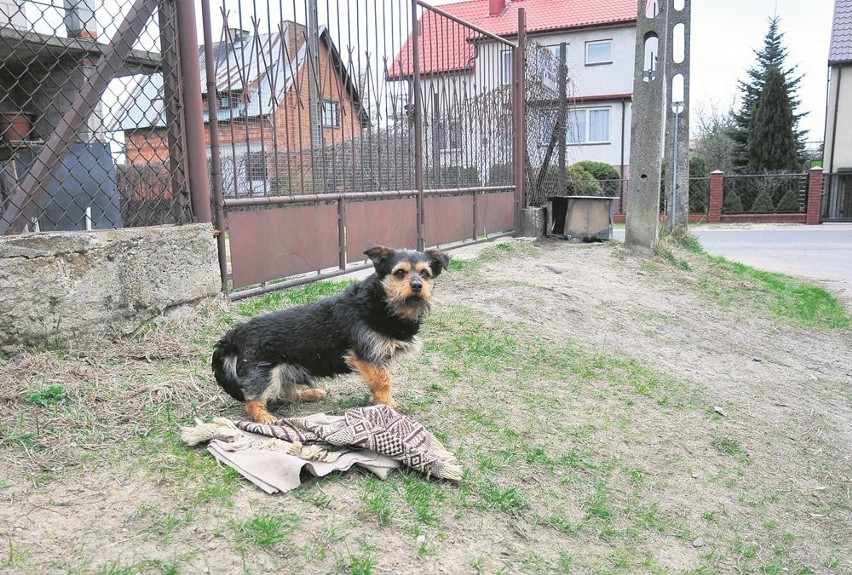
[212,245,450,423]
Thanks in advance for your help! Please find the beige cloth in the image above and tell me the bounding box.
[181,405,461,494]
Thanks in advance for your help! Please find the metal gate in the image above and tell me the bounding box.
[203,0,526,299]
[823,172,852,222]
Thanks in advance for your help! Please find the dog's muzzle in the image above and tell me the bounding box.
[410,278,423,293]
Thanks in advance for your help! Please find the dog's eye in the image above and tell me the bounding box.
[393,269,407,278]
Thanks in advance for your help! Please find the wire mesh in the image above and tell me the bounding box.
[721,173,807,215]
[0,0,189,234]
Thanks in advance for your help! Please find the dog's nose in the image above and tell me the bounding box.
[410,278,423,292]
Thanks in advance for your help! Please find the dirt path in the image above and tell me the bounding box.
[1,237,850,574]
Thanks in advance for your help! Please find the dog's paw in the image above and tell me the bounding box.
[374,396,401,411]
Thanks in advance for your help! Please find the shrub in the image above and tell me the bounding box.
[572,161,621,196]
[487,163,513,186]
[750,186,775,213]
[723,189,744,213]
[565,164,603,196]
[436,166,479,188]
[689,155,709,213]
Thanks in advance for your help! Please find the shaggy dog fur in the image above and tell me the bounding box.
[212,246,449,423]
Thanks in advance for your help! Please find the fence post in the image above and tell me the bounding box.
[411,0,425,250]
[175,0,212,224]
[708,170,723,224]
[512,7,526,234]
[806,167,824,225]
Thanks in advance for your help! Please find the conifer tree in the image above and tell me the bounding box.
[729,17,806,172]
[746,66,799,172]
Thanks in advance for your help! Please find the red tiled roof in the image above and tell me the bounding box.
[388,0,636,78]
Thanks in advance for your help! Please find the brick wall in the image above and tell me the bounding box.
[124,39,363,167]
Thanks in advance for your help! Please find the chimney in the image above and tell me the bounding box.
[489,0,505,17]
[64,0,97,39]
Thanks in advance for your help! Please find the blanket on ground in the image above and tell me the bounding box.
[180,405,461,494]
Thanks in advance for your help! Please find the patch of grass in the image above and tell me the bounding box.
[474,481,528,515]
[232,513,301,548]
[712,437,750,463]
[705,256,851,329]
[361,476,393,526]
[236,280,353,317]
[347,541,378,575]
[400,471,446,526]
[23,384,67,406]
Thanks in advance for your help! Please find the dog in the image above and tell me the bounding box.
[212,245,450,423]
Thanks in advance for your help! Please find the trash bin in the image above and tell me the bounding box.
[547,196,613,241]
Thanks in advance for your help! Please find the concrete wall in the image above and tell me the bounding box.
[0,223,221,353]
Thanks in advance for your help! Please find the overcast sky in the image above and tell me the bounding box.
[691,0,834,142]
[184,0,835,142]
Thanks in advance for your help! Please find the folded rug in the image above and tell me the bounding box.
[181,405,462,494]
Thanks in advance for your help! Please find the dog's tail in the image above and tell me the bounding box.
[211,333,245,401]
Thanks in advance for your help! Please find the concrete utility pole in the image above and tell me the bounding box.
[625,0,669,253]
[664,0,691,231]
[307,0,321,145]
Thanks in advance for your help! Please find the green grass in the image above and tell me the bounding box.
[236,280,354,316]
[708,257,851,328]
[232,513,301,548]
[23,384,67,406]
[654,232,850,329]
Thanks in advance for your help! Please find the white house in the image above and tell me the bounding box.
[388,0,637,186]
[823,0,852,220]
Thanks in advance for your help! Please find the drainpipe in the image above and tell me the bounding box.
[828,66,841,173]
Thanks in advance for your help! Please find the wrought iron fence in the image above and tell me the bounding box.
[0,0,190,234]
[721,173,807,215]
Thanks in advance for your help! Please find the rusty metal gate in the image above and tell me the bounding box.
[1,0,528,300]
[204,0,526,299]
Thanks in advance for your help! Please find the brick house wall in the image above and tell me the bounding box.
[124,35,363,190]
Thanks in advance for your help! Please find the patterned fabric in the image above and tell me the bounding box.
[236,405,461,481]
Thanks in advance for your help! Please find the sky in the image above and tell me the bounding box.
[421,0,835,142]
[690,0,835,143]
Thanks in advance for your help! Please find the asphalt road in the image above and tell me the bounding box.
[616,223,852,308]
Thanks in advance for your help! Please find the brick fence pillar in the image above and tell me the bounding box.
[708,170,724,224]
[805,167,824,225]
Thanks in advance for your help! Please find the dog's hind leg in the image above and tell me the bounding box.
[289,386,327,402]
[345,353,400,410]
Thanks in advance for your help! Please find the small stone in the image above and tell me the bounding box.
[752,357,762,362]
[713,406,727,417]
[692,537,705,548]
[417,534,426,544]
[691,470,699,479]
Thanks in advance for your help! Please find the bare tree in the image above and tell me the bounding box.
[692,101,736,173]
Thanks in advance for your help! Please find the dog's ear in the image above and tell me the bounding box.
[364,245,394,269]
[427,249,450,277]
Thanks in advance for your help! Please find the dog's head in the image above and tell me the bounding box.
[364,245,450,320]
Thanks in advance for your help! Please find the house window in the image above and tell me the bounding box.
[502,50,512,84]
[585,40,612,65]
[438,120,462,150]
[322,100,340,127]
[246,152,268,181]
[552,108,609,144]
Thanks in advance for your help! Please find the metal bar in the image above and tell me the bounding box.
[200,0,228,291]
[0,0,159,235]
[222,185,516,207]
[226,229,516,302]
[158,0,188,225]
[417,0,517,47]
[512,7,526,232]
[175,0,212,223]
[412,0,425,250]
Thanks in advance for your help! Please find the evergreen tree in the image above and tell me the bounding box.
[729,17,807,172]
[746,66,799,172]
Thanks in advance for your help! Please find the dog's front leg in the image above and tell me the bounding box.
[345,352,399,410]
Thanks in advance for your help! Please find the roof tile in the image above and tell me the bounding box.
[389,0,636,78]
[829,0,852,64]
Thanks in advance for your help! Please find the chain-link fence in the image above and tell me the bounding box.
[0,0,189,234]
